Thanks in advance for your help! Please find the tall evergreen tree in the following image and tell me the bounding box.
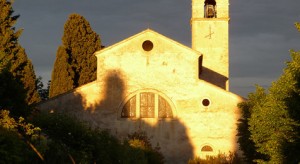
[238,23,300,163]
[50,46,74,97]
[0,0,40,104]
[50,14,101,97]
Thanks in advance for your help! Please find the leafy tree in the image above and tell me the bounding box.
[237,24,300,163]
[50,13,101,97]
[237,86,270,163]
[0,0,40,104]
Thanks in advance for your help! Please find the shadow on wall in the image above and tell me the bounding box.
[200,67,228,89]
[98,70,125,111]
[62,70,194,163]
[38,68,242,162]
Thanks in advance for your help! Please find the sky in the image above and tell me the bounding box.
[12,0,300,97]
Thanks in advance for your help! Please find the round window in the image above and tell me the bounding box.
[202,98,210,107]
[142,40,153,51]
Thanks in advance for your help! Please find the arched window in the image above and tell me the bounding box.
[140,92,155,118]
[121,96,136,118]
[204,0,217,18]
[121,91,174,118]
[201,145,213,152]
[158,96,173,118]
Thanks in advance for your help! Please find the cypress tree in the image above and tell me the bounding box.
[49,46,74,97]
[0,0,40,104]
[50,14,101,97]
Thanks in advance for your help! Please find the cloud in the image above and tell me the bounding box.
[229,0,300,95]
[231,33,292,77]
[12,0,300,96]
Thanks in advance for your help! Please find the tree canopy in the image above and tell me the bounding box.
[50,13,101,98]
[0,67,28,117]
[237,23,300,163]
[0,0,40,104]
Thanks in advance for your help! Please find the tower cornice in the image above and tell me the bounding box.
[191,18,230,22]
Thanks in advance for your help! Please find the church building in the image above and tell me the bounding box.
[38,0,244,163]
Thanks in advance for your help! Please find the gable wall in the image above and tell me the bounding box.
[97,31,200,85]
[37,31,243,163]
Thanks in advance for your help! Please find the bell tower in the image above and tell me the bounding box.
[191,0,229,90]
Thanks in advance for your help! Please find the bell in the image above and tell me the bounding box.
[206,5,215,18]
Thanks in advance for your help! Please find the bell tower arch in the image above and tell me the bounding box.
[191,0,229,90]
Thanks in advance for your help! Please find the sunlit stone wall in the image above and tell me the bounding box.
[37,30,243,163]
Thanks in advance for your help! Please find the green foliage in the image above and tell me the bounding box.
[0,109,166,163]
[33,112,165,164]
[0,110,43,163]
[0,51,9,71]
[237,23,300,163]
[0,127,31,163]
[33,112,122,163]
[34,112,90,162]
[62,14,101,86]
[0,0,40,104]
[50,13,101,97]
[0,110,18,129]
[36,76,50,101]
[188,152,242,164]
[295,22,300,31]
[49,46,74,97]
[265,49,300,163]
[237,86,268,163]
[123,131,165,164]
[0,110,41,140]
[0,68,29,117]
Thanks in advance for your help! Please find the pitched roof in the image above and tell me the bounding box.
[95,29,201,57]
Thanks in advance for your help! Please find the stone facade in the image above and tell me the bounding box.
[37,1,244,163]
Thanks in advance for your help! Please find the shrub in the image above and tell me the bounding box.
[188,151,243,164]
[33,112,123,163]
[33,112,166,163]
[121,131,165,164]
[0,110,43,163]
